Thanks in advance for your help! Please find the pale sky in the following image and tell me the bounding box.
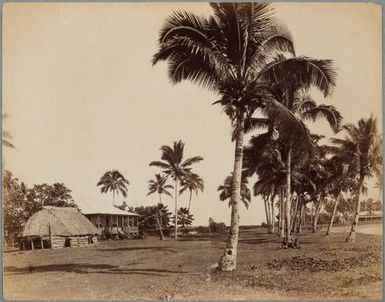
[3,3,382,226]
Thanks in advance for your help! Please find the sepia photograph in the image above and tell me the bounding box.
[2,2,383,300]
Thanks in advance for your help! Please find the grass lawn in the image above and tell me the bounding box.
[3,227,382,300]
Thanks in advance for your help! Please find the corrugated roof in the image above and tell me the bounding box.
[79,202,139,216]
[21,206,101,237]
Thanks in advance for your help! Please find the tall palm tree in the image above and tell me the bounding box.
[180,172,204,212]
[218,173,251,209]
[97,170,130,206]
[152,2,321,271]
[149,141,203,239]
[147,174,174,240]
[329,117,382,242]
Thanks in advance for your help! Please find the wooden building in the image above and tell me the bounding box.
[20,206,101,250]
[80,203,139,239]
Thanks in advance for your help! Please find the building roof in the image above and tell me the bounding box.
[21,206,101,238]
[79,202,139,216]
[359,210,383,217]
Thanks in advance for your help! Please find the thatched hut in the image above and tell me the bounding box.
[20,206,101,250]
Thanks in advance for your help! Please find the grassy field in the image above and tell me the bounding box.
[4,227,383,300]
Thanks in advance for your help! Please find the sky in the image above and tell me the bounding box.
[3,2,382,226]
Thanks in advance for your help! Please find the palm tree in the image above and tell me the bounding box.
[147,174,173,203]
[173,207,194,234]
[329,117,382,242]
[149,140,203,239]
[97,170,130,206]
[152,2,322,271]
[218,173,251,209]
[180,172,204,212]
[147,174,174,240]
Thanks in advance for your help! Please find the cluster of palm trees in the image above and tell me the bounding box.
[149,140,204,239]
[152,3,382,271]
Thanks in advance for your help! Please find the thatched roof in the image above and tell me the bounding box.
[21,206,101,238]
[80,202,139,216]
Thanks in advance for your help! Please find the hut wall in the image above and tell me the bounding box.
[51,236,66,249]
[69,236,90,247]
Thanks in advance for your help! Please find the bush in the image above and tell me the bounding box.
[209,219,227,233]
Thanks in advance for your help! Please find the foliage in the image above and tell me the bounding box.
[149,141,203,181]
[3,170,77,236]
[97,170,130,205]
[134,203,172,230]
[147,173,173,200]
[116,201,128,211]
[172,207,194,230]
[218,173,251,209]
[209,217,227,233]
[360,199,383,212]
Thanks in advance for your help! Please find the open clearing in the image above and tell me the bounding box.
[4,226,382,300]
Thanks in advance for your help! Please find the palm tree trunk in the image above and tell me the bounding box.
[263,198,270,233]
[158,193,164,240]
[217,115,245,271]
[326,193,340,236]
[346,174,365,242]
[156,215,165,240]
[285,146,292,245]
[271,194,275,233]
[112,190,115,206]
[279,189,285,238]
[297,202,304,233]
[312,194,324,232]
[174,179,178,240]
[291,196,299,233]
[188,190,192,212]
[267,197,273,233]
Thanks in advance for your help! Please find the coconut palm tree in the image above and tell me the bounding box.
[147,174,173,203]
[152,2,324,271]
[328,117,382,242]
[180,172,204,212]
[149,140,203,239]
[218,173,251,209]
[97,170,130,206]
[147,174,174,240]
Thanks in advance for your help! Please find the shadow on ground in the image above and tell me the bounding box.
[4,263,188,276]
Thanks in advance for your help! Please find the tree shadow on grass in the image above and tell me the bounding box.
[4,263,188,277]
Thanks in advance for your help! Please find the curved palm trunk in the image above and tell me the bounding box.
[346,175,365,242]
[291,196,299,233]
[326,193,340,236]
[217,116,245,271]
[188,190,192,212]
[312,194,324,232]
[174,179,178,240]
[285,146,292,245]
